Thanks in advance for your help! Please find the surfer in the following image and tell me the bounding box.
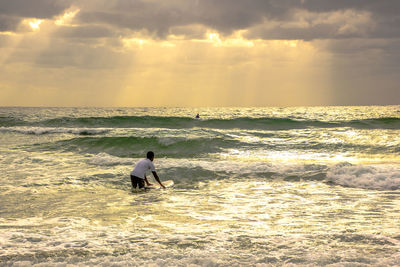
[195,113,200,119]
[131,151,165,189]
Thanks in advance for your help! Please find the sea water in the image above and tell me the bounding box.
[0,106,399,266]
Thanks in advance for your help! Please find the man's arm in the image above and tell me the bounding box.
[144,174,152,186]
[152,171,165,189]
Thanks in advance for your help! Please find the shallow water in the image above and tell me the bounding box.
[0,106,399,266]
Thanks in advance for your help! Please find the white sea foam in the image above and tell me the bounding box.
[0,126,110,135]
[157,137,181,146]
[2,216,399,267]
[85,155,400,190]
[4,241,400,267]
[158,159,400,190]
[87,153,134,166]
[326,162,400,190]
[2,107,400,267]
[156,158,326,176]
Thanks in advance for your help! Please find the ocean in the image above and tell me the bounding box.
[0,106,399,266]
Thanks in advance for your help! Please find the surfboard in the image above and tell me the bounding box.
[145,180,174,190]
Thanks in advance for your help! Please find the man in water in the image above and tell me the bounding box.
[131,151,165,189]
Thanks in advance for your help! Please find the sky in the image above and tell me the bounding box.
[0,0,399,107]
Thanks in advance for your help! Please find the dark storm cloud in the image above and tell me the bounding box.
[300,0,400,15]
[70,0,400,40]
[0,14,20,31]
[0,0,71,18]
[54,25,116,39]
[74,0,290,37]
[1,0,400,40]
[0,0,72,32]
[295,0,400,40]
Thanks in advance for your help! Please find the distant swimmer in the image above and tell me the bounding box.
[130,151,165,189]
[195,113,200,119]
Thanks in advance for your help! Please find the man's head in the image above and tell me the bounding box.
[146,151,155,161]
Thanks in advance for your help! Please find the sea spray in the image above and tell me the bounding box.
[1,106,399,266]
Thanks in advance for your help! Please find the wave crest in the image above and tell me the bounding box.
[326,163,400,190]
[2,115,400,130]
[86,155,400,190]
[43,136,240,158]
[0,126,110,135]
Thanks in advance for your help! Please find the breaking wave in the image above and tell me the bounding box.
[87,154,400,190]
[326,162,400,190]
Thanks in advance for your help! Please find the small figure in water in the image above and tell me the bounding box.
[195,113,200,119]
[130,151,165,189]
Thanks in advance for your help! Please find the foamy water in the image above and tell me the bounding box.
[0,106,399,266]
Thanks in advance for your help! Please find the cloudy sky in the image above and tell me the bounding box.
[0,0,399,106]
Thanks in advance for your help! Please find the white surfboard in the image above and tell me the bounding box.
[145,180,174,190]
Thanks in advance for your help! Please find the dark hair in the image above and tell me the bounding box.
[146,151,154,159]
